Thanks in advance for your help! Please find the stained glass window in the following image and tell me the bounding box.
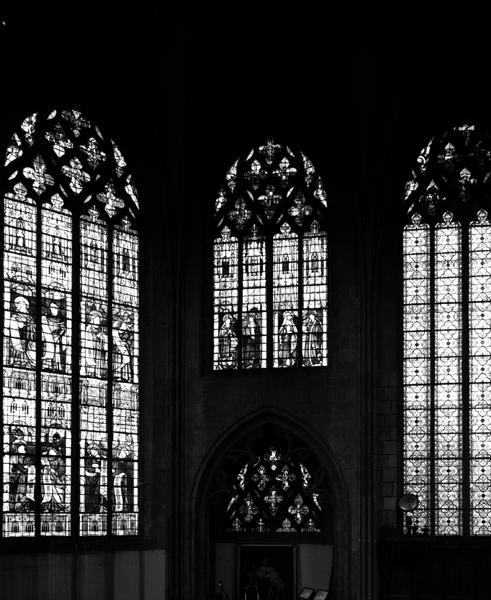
[2,109,140,538]
[403,124,491,535]
[213,140,328,370]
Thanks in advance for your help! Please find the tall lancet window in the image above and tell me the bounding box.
[213,140,328,370]
[403,124,491,535]
[2,109,140,538]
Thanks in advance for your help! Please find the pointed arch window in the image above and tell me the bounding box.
[403,124,491,535]
[213,140,328,370]
[2,109,140,537]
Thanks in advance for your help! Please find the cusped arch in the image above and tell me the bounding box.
[191,406,351,599]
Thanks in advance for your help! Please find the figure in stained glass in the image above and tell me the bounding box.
[303,310,323,366]
[83,307,108,378]
[8,291,36,368]
[84,437,108,513]
[113,433,135,512]
[310,252,319,273]
[113,470,127,512]
[9,424,36,512]
[15,218,28,250]
[40,428,66,512]
[121,248,132,274]
[218,312,238,368]
[242,307,261,368]
[113,308,133,381]
[41,293,67,371]
[278,311,297,367]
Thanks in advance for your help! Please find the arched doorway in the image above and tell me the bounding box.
[192,409,350,599]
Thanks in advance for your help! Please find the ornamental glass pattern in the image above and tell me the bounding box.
[227,446,324,534]
[2,109,139,537]
[403,124,491,534]
[213,140,328,370]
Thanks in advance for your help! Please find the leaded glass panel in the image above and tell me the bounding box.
[469,210,491,534]
[403,215,431,532]
[111,219,139,535]
[434,215,462,535]
[79,211,109,534]
[302,222,327,367]
[242,226,266,369]
[214,228,239,369]
[273,224,299,368]
[3,184,38,536]
[39,198,73,535]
